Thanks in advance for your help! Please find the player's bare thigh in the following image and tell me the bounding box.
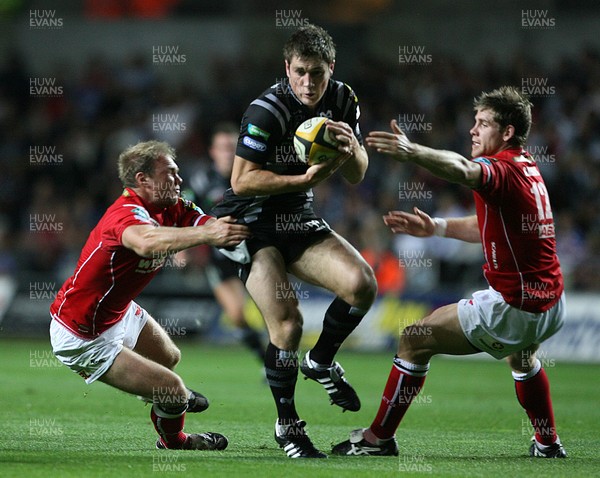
[288,231,377,308]
[99,347,187,404]
[397,303,481,364]
[133,315,181,370]
[245,246,303,349]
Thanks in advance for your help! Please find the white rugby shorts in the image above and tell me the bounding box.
[457,287,565,359]
[50,301,149,384]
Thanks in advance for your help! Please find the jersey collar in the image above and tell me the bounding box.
[122,187,166,215]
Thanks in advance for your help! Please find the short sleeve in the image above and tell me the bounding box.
[102,204,159,247]
[472,157,509,205]
[236,99,285,164]
[175,198,212,227]
[341,83,363,145]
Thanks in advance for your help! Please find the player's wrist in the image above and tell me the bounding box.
[432,217,447,237]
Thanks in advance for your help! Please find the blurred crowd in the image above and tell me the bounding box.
[1,43,598,295]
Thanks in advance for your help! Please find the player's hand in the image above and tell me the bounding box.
[204,216,250,247]
[383,207,435,237]
[304,152,349,187]
[326,120,359,156]
[366,119,415,162]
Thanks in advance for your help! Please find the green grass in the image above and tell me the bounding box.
[0,339,598,477]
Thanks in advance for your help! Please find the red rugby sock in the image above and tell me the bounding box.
[368,356,429,441]
[151,404,187,448]
[513,360,558,446]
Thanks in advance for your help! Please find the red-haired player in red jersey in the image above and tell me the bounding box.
[333,86,567,458]
[50,141,249,450]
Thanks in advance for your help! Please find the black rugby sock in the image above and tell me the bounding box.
[264,342,299,420]
[309,298,367,366]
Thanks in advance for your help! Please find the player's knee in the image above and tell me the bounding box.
[269,306,303,346]
[162,345,181,370]
[171,347,181,368]
[154,374,188,409]
[507,351,535,372]
[343,263,377,306]
[397,325,432,361]
[280,309,303,335]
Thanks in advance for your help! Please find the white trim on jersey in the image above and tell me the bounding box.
[265,93,292,121]
[335,81,345,109]
[481,204,491,269]
[56,241,104,318]
[250,98,286,132]
[91,250,117,336]
[497,206,526,309]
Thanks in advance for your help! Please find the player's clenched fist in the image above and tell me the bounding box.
[204,216,250,248]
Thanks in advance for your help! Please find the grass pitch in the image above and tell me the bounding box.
[0,338,598,477]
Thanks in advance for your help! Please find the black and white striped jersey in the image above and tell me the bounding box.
[210,78,362,224]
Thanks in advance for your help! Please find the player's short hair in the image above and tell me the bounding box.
[283,24,336,64]
[117,140,176,188]
[211,121,239,142]
[474,86,533,147]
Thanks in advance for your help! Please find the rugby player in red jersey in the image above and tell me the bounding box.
[50,141,249,450]
[332,86,567,458]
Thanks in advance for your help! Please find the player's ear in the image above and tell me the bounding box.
[285,59,291,78]
[329,61,335,75]
[502,125,516,143]
[134,171,148,188]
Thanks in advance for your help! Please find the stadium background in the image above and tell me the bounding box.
[0,0,599,362]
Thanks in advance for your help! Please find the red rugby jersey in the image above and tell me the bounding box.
[50,188,211,338]
[472,148,563,312]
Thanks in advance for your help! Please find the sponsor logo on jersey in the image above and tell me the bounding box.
[181,198,204,214]
[248,123,271,140]
[242,136,267,152]
[538,223,555,239]
[130,207,159,226]
[473,157,493,166]
[136,257,165,273]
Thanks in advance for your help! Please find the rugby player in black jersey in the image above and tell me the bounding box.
[211,24,377,458]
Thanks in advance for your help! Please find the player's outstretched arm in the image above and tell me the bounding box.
[384,208,480,243]
[326,120,368,184]
[367,119,482,189]
[122,216,250,257]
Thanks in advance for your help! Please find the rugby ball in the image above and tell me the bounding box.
[294,117,340,165]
